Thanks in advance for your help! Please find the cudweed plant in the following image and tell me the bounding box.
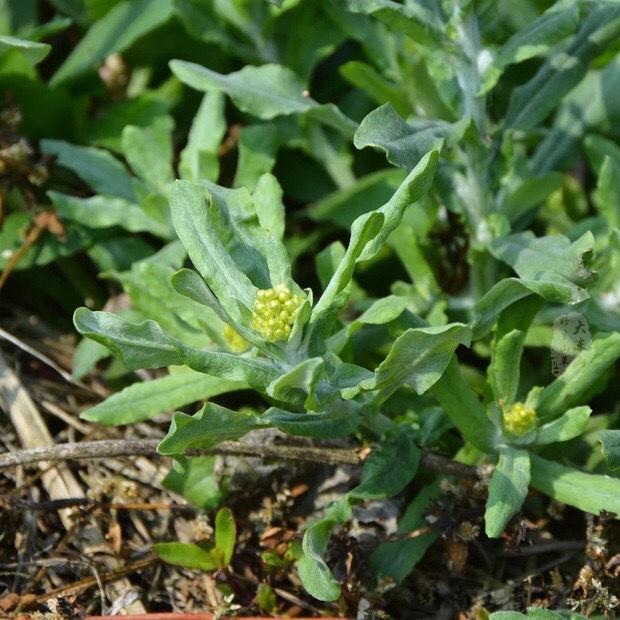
[71,0,620,607]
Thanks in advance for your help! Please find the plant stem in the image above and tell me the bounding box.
[0,438,362,468]
[455,8,486,132]
[454,4,496,298]
[0,438,478,477]
[0,222,43,291]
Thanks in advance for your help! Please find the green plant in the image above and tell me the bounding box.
[154,506,237,571]
[74,154,620,601]
[19,0,620,611]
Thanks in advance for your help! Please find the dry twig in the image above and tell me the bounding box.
[0,211,65,291]
[0,437,479,477]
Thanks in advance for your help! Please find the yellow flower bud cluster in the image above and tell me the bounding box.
[503,402,537,435]
[251,284,302,342]
[223,324,248,353]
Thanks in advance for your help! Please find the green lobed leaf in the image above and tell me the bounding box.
[0,212,106,270]
[505,5,620,131]
[114,261,216,347]
[495,284,545,343]
[336,295,410,347]
[41,139,135,201]
[480,5,580,94]
[170,60,357,137]
[122,118,174,195]
[331,362,375,394]
[253,173,286,240]
[432,359,498,453]
[352,432,421,500]
[0,35,50,64]
[51,0,174,85]
[358,150,438,263]
[339,0,445,46]
[179,91,226,183]
[308,151,438,352]
[263,404,361,439]
[157,402,265,456]
[48,192,170,238]
[172,0,247,57]
[530,453,620,517]
[308,168,406,229]
[233,124,280,191]
[84,96,172,152]
[599,430,620,472]
[20,16,73,42]
[500,173,564,222]
[80,368,246,425]
[73,308,179,370]
[354,103,466,170]
[350,323,471,401]
[531,56,620,173]
[308,211,383,351]
[538,332,620,421]
[266,358,323,406]
[72,337,111,380]
[535,406,591,445]
[170,338,279,390]
[471,278,534,340]
[297,497,351,601]
[170,181,257,322]
[170,268,233,327]
[489,329,525,404]
[202,181,294,293]
[485,446,530,538]
[162,456,222,510]
[585,134,620,176]
[87,236,156,274]
[489,231,595,305]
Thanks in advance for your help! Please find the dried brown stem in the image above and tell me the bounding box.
[0,438,361,467]
[0,211,65,291]
[0,437,479,477]
[0,223,42,291]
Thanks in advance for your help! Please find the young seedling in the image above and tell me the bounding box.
[154,507,237,572]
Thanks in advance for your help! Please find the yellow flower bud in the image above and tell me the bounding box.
[503,402,537,435]
[223,324,248,353]
[251,285,302,342]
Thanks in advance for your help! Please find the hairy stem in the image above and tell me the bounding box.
[453,3,497,298]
